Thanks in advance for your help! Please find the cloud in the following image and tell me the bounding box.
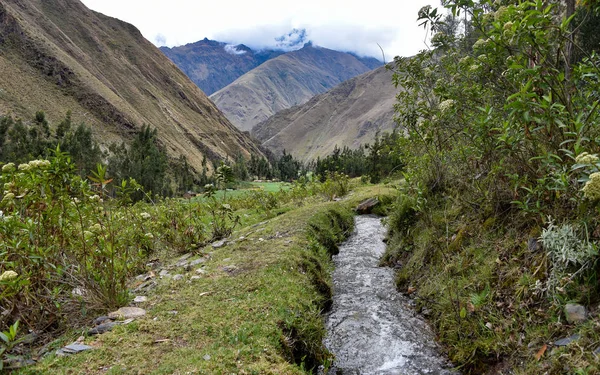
[224,44,247,55]
[81,0,434,58]
[154,33,167,46]
[274,28,308,51]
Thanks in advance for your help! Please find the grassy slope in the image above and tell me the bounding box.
[0,0,262,171]
[252,66,399,162]
[209,45,374,132]
[19,185,394,374]
[383,193,600,374]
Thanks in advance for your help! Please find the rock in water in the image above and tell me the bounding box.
[355,198,379,214]
[564,303,587,324]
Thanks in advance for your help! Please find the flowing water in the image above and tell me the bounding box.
[324,215,456,375]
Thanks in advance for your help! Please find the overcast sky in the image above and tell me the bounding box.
[80,0,436,59]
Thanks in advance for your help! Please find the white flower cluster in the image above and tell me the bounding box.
[582,172,600,200]
[2,163,15,173]
[439,99,456,114]
[140,212,151,220]
[575,152,599,165]
[0,270,18,281]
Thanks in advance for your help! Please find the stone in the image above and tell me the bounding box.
[212,239,227,248]
[177,253,193,262]
[134,280,157,293]
[527,238,541,252]
[135,273,152,282]
[172,274,184,281]
[133,296,148,303]
[88,321,119,335]
[203,354,211,361]
[190,276,202,280]
[195,268,207,275]
[189,258,206,267]
[554,334,580,346]
[565,303,588,324]
[355,198,380,214]
[63,343,94,353]
[222,265,238,274]
[108,307,146,320]
[93,316,112,326]
[159,270,170,277]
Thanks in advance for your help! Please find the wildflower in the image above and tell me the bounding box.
[2,163,15,173]
[575,152,599,165]
[494,6,508,21]
[3,182,14,190]
[439,99,455,114]
[503,21,513,30]
[473,39,487,50]
[459,56,471,65]
[18,163,30,171]
[91,223,102,232]
[144,233,154,239]
[83,231,94,241]
[470,64,480,72]
[582,172,600,200]
[140,212,151,220]
[0,270,18,281]
[89,194,101,202]
[2,192,15,202]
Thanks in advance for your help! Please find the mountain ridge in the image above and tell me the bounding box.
[209,44,382,131]
[251,65,399,162]
[0,0,262,171]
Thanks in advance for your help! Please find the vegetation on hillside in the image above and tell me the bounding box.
[383,0,600,373]
[0,137,363,367]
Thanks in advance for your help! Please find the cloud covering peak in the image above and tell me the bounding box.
[81,0,433,59]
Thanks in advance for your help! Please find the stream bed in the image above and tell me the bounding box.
[324,215,456,375]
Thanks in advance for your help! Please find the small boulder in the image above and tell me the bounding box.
[108,307,146,320]
[88,321,119,335]
[133,296,148,303]
[93,316,112,326]
[554,334,580,346]
[565,303,588,324]
[173,274,184,281]
[189,258,206,267]
[355,198,379,214]
[212,239,227,248]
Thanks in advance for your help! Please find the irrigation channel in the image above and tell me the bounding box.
[324,215,456,375]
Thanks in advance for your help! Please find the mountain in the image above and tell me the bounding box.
[160,39,285,96]
[209,43,383,131]
[251,65,399,162]
[0,0,262,172]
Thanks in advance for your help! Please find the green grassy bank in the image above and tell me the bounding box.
[15,185,393,374]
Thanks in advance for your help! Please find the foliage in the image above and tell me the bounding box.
[386,0,600,372]
[540,220,598,300]
[393,0,600,221]
[314,131,405,184]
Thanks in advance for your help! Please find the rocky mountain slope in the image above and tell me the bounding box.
[209,43,382,131]
[252,65,399,162]
[0,0,262,171]
[160,39,285,96]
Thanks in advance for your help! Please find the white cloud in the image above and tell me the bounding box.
[224,44,247,55]
[81,0,437,58]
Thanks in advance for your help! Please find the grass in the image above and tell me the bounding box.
[191,182,292,201]
[383,192,600,374]
[16,184,393,374]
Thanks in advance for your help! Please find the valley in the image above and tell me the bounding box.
[2,0,600,374]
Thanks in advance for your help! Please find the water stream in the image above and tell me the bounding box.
[324,215,456,375]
